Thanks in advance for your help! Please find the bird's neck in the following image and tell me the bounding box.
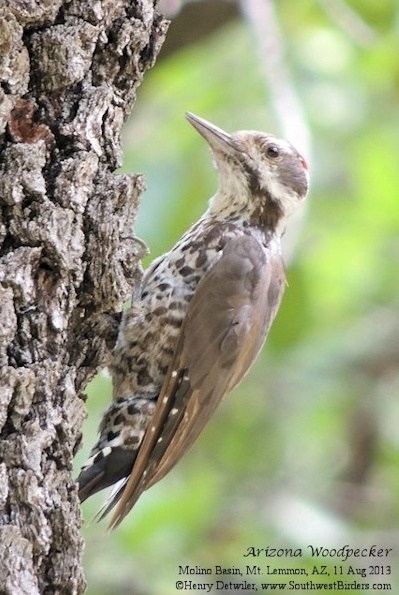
[206,186,288,240]
[207,188,250,221]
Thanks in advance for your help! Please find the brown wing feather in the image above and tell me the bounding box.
[108,235,285,529]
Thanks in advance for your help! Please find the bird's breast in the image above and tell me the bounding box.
[112,221,274,400]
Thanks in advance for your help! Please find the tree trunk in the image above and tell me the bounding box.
[0,2,168,593]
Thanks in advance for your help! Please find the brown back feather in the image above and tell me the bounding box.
[108,234,285,529]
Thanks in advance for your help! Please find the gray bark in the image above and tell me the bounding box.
[0,1,168,593]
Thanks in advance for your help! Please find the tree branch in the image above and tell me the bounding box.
[0,2,168,593]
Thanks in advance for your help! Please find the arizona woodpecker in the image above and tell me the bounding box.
[77,113,309,528]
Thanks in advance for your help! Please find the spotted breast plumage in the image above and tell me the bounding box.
[77,112,309,528]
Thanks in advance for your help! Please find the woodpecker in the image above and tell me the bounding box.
[77,113,309,528]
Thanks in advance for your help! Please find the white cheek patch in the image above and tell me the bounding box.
[258,136,308,216]
[260,169,299,216]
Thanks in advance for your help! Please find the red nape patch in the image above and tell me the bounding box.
[300,156,309,170]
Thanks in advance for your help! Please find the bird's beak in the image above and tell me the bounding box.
[185,112,236,155]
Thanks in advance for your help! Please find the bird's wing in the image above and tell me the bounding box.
[108,234,285,529]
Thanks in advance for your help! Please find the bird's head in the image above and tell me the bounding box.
[186,112,309,234]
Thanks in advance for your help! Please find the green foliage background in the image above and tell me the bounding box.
[75,1,399,592]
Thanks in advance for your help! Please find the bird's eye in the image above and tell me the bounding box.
[266,145,280,158]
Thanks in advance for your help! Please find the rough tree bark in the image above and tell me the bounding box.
[0,1,168,593]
